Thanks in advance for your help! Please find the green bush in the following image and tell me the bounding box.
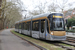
[66,18,75,30]
[66,30,75,33]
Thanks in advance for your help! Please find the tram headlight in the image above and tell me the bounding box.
[51,32,53,35]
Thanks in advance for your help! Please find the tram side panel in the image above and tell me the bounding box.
[27,22,31,36]
[45,19,51,40]
[21,21,31,36]
[32,20,40,38]
[23,22,28,35]
[21,22,24,34]
[39,19,46,39]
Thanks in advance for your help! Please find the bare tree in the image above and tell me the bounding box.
[28,10,40,16]
[0,0,23,29]
[28,0,47,16]
[55,0,75,13]
[48,2,58,12]
[4,1,22,28]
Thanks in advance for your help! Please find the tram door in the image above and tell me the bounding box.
[40,19,46,39]
[27,22,31,36]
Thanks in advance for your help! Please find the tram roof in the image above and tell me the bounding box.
[15,12,63,24]
[19,13,50,23]
[32,13,50,19]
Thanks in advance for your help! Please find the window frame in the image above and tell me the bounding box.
[27,22,31,31]
[32,20,39,31]
[41,19,45,33]
[19,23,21,29]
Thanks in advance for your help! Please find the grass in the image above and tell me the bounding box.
[11,30,64,50]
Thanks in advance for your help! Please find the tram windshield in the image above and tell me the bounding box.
[48,13,65,31]
[52,18,64,30]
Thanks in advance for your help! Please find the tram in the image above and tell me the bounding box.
[15,12,66,41]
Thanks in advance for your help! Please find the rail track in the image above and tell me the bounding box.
[67,36,75,43]
[57,36,75,50]
[49,35,75,50]
[38,39,75,50]
[55,36,75,50]
[35,36,75,50]
[33,35,75,50]
[52,43,75,50]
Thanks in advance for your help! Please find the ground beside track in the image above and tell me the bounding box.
[0,29,40,50]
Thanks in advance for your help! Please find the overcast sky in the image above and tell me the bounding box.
[21,0,75,11]
[21,0,75,18]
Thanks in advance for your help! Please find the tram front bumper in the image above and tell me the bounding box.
[50,35,66,41]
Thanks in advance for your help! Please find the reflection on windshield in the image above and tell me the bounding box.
[53,21,64,30]
[51,18,64,30]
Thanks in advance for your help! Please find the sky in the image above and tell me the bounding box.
[21,0,50,10]
[21,0,75,18]
[21,0,75,11]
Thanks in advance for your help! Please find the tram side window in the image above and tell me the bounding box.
[32,22,36,31]
[24,23,27,30]
[26,23,28,30]
[35,21,39,31]
[27,22,29,30]
[21,23,24,29]
[23,23,24,29]
[19,24,21,29]
[41,20,45,33]
[32,21,39,31]
[24,23,26,30]
[28,22,30,30]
